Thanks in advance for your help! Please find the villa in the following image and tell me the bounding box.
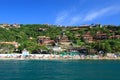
[56,33,72,48]
[82,32,93,43]
[94,31,108,40]
[37,36,54,46]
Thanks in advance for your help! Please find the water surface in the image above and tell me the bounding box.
[0,60,120,80]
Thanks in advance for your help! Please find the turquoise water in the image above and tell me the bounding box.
[0,60,120,80]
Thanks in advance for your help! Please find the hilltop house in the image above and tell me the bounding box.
[0,24,10,28]
[75,34,81,39]
[0,23,20,28]
[38,28,47,32]
[94,31,108,40]
[78,25,91,28]
[82,32,93,43]
[37,36,54,46]
[109,35,120,39]
[70,25,91,31]
[12,23,21,28]
[55,32,72,50]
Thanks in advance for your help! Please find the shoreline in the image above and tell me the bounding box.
[0,58,120,60]
[0,53,120,60]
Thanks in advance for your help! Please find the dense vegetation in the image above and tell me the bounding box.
[0,24,120,54]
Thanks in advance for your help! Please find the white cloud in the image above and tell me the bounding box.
[55,5,120,26]
[55,11,82,26]
[55,12,68,25]
[83,5,120,21]
[69,15,81,25]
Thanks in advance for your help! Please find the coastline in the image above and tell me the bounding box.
[0,53,120,60]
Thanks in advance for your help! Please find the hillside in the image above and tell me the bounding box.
[0,24,120,54]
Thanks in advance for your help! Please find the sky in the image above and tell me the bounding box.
[0,0,120,26]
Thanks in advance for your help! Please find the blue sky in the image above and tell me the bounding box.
[0,0,120,26]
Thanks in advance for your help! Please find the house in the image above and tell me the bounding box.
[90,24,103,28]
[75,34,81,39]
[56,32,71,43]
[109,35,120,39]
[0,24,10,28]
[0,41,19,48]
[70,25,91,31]
[68,46,88,55]
[0,24,20,28]
[11,23,21,28]
[52,46,62,52]
[0,24,4,28]
[115,35,120,39]
[55,33,72,50]
[3,24,10,27]
[38,28,47,32]
[71,28,80,31]
[82,32,93,43]
[37,36,54,45]
[94,31,108,40]
[78,25,91,28]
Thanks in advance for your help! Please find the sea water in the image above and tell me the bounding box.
[0,60,120,80]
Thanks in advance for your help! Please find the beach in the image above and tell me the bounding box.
[0,53,119,60]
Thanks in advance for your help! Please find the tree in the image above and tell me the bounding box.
[18,40,48,53]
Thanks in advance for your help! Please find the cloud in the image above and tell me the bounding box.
[55,12,68,25]
[55,5,120,26]
[83,5,120,21]
[69,15,81,25]
[55,10,82,26]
